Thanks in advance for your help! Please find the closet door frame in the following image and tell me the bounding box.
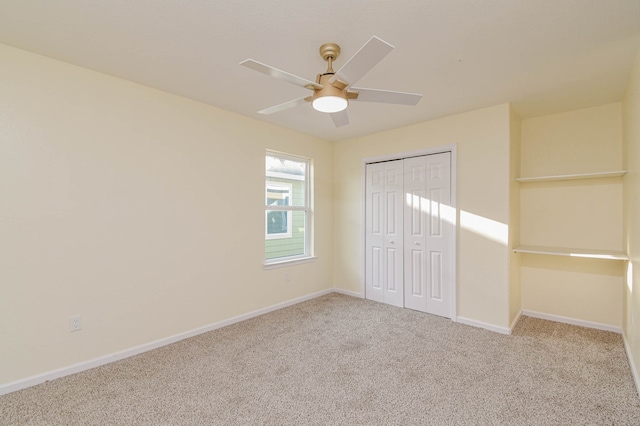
[360,144,458,322]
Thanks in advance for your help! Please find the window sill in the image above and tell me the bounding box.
[263,256,318,270]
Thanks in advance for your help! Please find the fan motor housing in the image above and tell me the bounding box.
[312,74,348,102]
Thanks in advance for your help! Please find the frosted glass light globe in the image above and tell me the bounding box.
[312,96,348,113]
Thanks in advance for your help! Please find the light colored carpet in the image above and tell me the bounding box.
[2,293,639,425]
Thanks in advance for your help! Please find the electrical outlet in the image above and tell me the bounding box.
[284,272,291,282]
[69,315,82,332]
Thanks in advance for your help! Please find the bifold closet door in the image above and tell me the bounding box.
[365,160,404,307]
[403,152,452,317]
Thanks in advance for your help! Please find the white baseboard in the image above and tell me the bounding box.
[456,316,512,335]
[623,333,640,398]
[0,288,334,396]
[333,288,364,298]
[522,310,622,334]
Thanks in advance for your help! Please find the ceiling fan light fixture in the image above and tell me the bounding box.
[312,95,348,113]
[311,72,348,113]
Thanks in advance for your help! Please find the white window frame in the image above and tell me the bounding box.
[264,151,314,268]
[265,182,293,240]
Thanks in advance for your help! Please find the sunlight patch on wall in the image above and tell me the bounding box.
[406,193,506,245]
[460,210,508,246]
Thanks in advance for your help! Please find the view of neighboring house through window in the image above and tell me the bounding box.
[265,152,311,262]
[266,183,292,238]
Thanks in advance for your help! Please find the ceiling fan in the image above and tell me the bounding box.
[239,36,423,127]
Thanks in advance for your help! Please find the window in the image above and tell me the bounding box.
[265,152,312,264]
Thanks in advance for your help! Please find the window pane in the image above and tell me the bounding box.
[265,211,306,260]
[266,207,292,239]
[266,155,306,207]
[267,210,288,235]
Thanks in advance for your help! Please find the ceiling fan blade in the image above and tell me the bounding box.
[330,110,349,127]
[329,36,394,86]
[350,87,423,105]
[257,97,309,115]
[240,59,323,90]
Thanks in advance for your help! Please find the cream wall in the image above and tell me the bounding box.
[520,103,622,177]
[622,49,640,385]
[333,104,513,329]
[509,107,522,326]
[519,104,624,327]
[0,44,334,386]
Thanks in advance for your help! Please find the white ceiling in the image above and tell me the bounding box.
[1,1,640,142]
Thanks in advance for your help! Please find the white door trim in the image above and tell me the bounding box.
[360,144,458,321]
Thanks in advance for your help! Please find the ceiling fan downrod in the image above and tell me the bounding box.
[319,43,340,74]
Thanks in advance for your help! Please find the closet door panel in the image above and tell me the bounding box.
[365,163,385,303]
[383,160,404,307]
[404,156,428,312]
[366,160,404,306]
[425,152,452,318]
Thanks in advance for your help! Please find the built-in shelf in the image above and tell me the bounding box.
[513,245,628,260]
[515,170,627,261]
[516,170,627,183]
